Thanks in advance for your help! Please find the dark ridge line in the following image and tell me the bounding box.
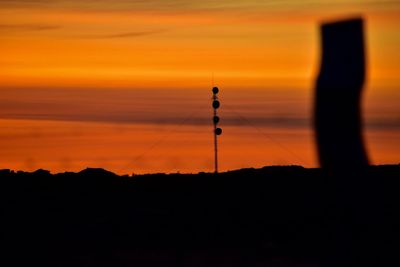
[1,164,399,178]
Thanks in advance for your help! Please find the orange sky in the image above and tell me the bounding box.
[0,1,399,173]
[1,0,400,89]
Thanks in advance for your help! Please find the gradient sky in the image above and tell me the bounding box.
[0,0,399,174]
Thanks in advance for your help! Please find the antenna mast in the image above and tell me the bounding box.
[212,87,222,173]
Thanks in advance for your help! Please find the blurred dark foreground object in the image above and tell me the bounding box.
[314,18,398,267]
[315,17,369,172]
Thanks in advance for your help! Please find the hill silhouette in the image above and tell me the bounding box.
[1,165,399,266]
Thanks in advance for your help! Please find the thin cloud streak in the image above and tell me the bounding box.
[0,88,398,130]
[1,113,398,130]
[0,23,61,32]
[1,0,399,11]
[80,29,167,39]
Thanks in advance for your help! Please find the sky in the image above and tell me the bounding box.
[0,0,399,174]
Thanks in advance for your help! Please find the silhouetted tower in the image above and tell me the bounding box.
[212,87,222,173]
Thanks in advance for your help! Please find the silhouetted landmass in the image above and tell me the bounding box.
[1,165,399,266]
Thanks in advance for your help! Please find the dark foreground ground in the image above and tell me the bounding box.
[1,165,399,266]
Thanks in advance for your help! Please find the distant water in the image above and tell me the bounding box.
[0,87,398,174]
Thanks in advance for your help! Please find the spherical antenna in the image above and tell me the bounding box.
[215,128,222,135]
[213,116,220,124]
[212,87,219,94]
[212,100,220,109]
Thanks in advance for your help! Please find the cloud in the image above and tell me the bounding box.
[0,24,61,32]
[81,29,166,39]
[0,0,51,7]
[0,0,398,11]
[0,88,397,130]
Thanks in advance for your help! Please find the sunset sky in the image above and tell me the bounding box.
[1,0,399,174]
